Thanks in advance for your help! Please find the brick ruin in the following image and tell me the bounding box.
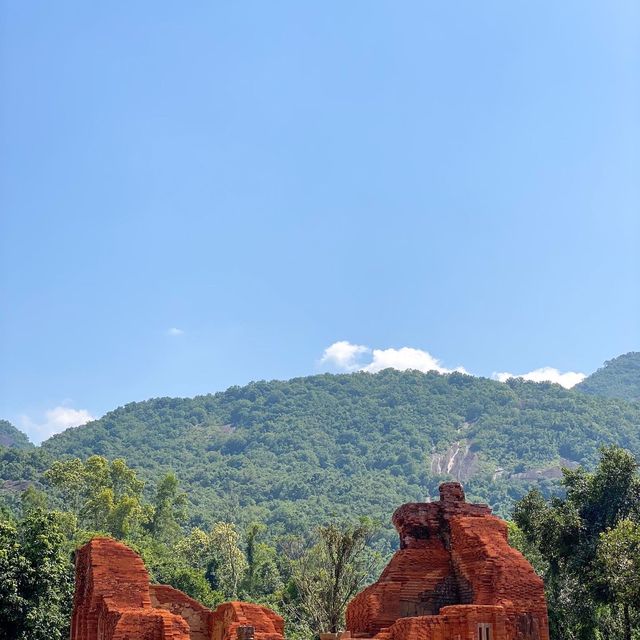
[71,482,549,640]
[71,537,285,640]
[346,482,549,640]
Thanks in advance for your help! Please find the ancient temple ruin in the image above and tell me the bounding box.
[346,482,549,640]
[70,482,549,640]
[70,537,285,640]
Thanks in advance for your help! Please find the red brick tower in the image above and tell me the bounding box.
[346,483,549,640]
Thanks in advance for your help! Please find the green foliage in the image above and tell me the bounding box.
[44,455,147,538]
[506,521,547,577]
[0,446,51,512]
[164,567,223,609]
[290,519,380,633]
[3,363,640,638]
[513,446,640,640]
[146,472,188,543]
[0,448,388,640]
[0,421,32,450]
[0,509,74,640]
[34,369,640,536]
[597,519,640,607]
[175,522,248,599]
[577,352,640,403]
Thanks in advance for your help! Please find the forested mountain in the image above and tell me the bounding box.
[576,352,640,402]
[3,367,640,640]
[32,368,640,536]
[0,419,32,449]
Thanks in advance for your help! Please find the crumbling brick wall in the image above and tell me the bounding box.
[211,602,285,640]
[449,516,548,640]
[71,537,189,640]
[151,584,215,640]
[346,483,549,640]
[71,537,285,640]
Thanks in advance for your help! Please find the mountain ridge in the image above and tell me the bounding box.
[576,351,640,402]
[36,365,640,531]
[3,352,639,535]
[0,419,32,450]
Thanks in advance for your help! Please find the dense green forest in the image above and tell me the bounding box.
[0,454,383,640]
[2,355,640,639]
[4,446,640,640]
[2,364,640,539]
[576,352,640,402]
[514,446,640,640]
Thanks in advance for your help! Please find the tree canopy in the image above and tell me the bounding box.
[514,446,640,640]
[26,368,640,536]
[576,352,640,403]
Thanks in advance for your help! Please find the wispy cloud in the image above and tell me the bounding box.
[320,341,466,375]
[167,327,185,336]
[492,367,586,389]
[19,406,95,444]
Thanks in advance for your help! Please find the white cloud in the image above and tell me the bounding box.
[320,341,584,389]
[363,347,468,374]
[167,327,185,336]
[320,341,370,372]
[492,367,586,389]
[320,341,467,375]
[19,406,95,444]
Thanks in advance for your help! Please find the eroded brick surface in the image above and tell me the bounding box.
[71,537,285,640]
[151,584,215,640]
[346,483,549,640]
[211,602,285,640]
[70,537,186,640]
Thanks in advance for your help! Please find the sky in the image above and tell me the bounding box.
[1,2,638,443]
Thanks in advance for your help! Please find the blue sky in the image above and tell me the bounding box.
[1,2,638,443]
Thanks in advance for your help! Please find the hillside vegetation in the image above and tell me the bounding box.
[0,419,32,450]
[36,369,640,533]
[3,360,640,639]
[576,352,640,402]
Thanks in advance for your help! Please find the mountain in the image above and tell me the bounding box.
[576,352,640,402]
[0,420,33,449]
[38,369,640,535]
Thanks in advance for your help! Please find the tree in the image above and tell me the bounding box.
[0,518,27,639]
[0,509,73,640]
[43,458,84,514]
[597,520,640,640]
[209,522,248,599]
[176,527,212,570]
[242,523,283,599]
[244,523,264,595]
[176,523,248,599]
[161,566,222,609]
[44,456,146,539]
[20,486,48,515]
[291,519,378,633]
[147,473,188,544]
[514,446,640,640]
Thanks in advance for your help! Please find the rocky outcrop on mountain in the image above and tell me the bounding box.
[429,441,479,482]
[509,458,579,481]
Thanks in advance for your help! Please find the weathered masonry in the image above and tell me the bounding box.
[70,482,549,640]
[71,537,285,640]
[346,483,549,640]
